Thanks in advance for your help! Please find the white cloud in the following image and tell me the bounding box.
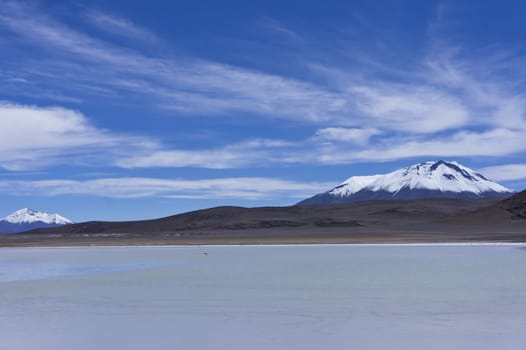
[84,9,161,44]
[314,127,380,144]
[259,17,305,43]
[352,85,470,133]
[1,1,510,135]
[115,138,293,169]
[115,127,526,169]
[0,102,156,170]
[116,149,253,169]
[1,2,526,173]
[0,2,348,124]
[324,128,526,164]
[0,177,333,200]
[0,3,127,65]
[424,50,526,130]
[478,164,526,182]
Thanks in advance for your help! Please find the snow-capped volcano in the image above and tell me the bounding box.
[3,208,72,225]
[298,160,514,205]
[0,208,72,233]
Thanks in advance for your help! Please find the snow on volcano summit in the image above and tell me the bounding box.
[0,208,72,233]
[298,160,514,205]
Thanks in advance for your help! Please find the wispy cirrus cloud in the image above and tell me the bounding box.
[0,177,333,200]
[258,17,306,44]
[115,138,294,169]
[4,0,524,135]
[1,1,526,174]
[423,47,526,130]
[0,1,347,124]
[83,9,161,44]
[115,127,526,169]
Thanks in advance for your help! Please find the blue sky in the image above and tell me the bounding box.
[1,0,526,221]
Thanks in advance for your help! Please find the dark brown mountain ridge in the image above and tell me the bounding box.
[500,190,526,219]
[1,192,525,247]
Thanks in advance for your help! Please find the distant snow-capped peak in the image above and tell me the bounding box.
[2,208,73,225]
[330,160,513,197]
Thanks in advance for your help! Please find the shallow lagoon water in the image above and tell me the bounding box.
[1,245,526,349]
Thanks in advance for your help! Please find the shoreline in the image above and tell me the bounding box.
[2,241,526,249]
[2,226,526,248]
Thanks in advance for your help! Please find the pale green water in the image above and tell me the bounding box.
[1,245,526,349]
